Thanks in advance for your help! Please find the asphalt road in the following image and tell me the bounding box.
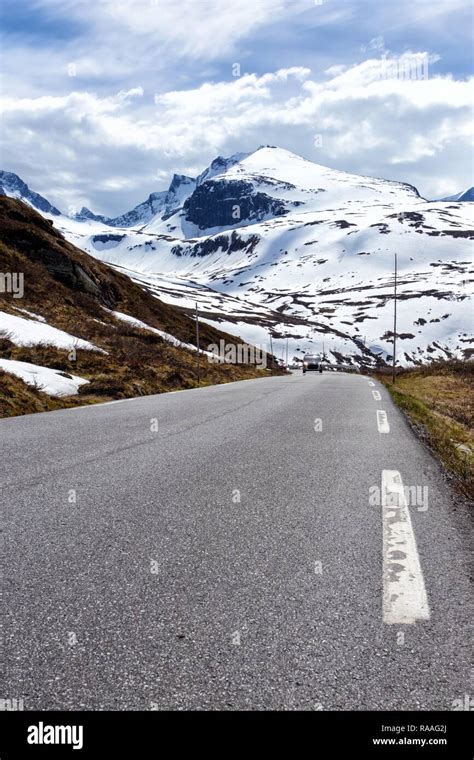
[1,372,472,710]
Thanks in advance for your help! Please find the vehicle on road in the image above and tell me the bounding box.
[303,354,323,374]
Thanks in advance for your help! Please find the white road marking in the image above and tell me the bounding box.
[381,470,430,625]
[57,378,254,413]
[72,398,132,410]
[96,399,131,406]
[372,390,382,401]
[377,410,390,433]
[368,381,375,386]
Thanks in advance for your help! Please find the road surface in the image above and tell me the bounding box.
[1,372,471,710]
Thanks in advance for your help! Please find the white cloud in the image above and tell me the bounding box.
[98,0,289,58]
[30,0,296,64]
[1,54,472,213]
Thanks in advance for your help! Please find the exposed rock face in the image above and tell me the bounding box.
[161,175,197,220]
[172,231,261,258]
[183,179,291,230]
[0,197,117,308]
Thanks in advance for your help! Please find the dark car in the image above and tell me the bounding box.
[303,354,323,374]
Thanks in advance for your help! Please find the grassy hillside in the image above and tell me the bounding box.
[0,198,283,417]
[377,360,473,498]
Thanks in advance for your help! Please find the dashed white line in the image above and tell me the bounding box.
[368,381,375,386]
[377,410,390,433]
[381,470,430,625]
[372,390,382,401]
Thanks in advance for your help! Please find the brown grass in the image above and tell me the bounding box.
[377,360,474,498]
[0,197,284,418]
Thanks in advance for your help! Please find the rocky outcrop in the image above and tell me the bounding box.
[184,179,291,230]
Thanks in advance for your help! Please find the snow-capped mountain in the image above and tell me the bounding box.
[0,170,61,216]
[75,174,196,228]
[439,187,474,203]
[0,167,197,229]
[142,145,422,239]
[4,148,473,368]
[74,206,111,224]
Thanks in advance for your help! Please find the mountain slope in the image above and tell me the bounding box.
[439,187,474,203]
[74,174,197,228]
[141,146,421,238]
[0,197,280,417]
[55,147,472,368]
[0,170,61,216]
[5,148,472,369]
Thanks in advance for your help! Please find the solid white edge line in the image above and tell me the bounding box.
[382,470,430,625]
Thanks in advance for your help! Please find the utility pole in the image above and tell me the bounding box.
[195,301,200,386]
[269,333,273,368]
[286,337,289,368]
[392,253,397,384]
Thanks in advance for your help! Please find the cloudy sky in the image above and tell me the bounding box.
[1,0,472,215]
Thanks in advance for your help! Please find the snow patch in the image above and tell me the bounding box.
[0,311,102,352]
[0,358,89,396]
[110,310,214,357]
